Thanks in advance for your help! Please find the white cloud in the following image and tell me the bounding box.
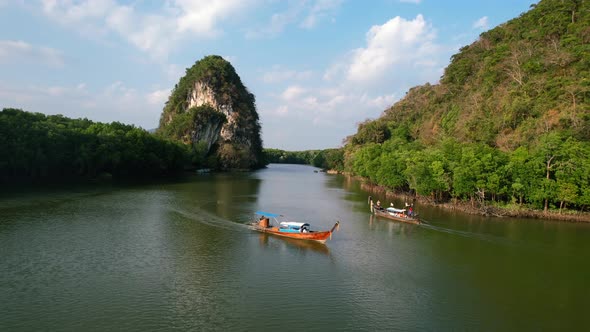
[36,0,250,59]
[175,0,248,36]
[40,0,113,23]
[0,40,65,67]
[473,16,489,30]
[259,14,451,149]
[147,88,171,106]
[247,0,342,38]
[361,93,397,109]
[246,3,303,39]
[281,85,307,101]
[0,81,165,129]
[300,0,342,29]
[346,14,438,83]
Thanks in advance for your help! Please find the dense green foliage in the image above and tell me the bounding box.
[158,55,265,170]
[158,105,225,144]
[0,108,189,183]
[264,148,344,171]
[344,0,590,212]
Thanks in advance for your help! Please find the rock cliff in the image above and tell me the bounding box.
[158,55,264,170]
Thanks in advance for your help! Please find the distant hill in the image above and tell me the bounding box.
[343,0,590,213]
[157,55,265,170]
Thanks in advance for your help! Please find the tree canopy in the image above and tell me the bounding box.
[0,108,189,184]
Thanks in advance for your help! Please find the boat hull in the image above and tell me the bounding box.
[373,209,420,225]
[251,225,337,244]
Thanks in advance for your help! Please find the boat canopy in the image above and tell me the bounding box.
[387,207,406,213]
[280,221,310,229]
[256,211,281,218]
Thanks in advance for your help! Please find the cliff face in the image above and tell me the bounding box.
[158,55,264,170]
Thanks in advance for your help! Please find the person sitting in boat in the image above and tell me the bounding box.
[376,200,383,210]
[408,206,414,217]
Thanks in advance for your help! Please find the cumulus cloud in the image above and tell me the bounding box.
[37,0,250,59]
[259,14,449,149]
[473,16,489,30]
[175,0,246,35]
[346,14,437,83]
[0,40,65,67]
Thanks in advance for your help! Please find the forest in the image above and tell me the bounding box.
[264,148,344,171]
[0,108,189,183]
[340,0,590,213]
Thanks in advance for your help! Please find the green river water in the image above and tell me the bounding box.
[1,164,589,331]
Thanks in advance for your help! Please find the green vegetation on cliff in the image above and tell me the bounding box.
[158,55,265,170]
[345,0,590,213]
[0,108,189,183]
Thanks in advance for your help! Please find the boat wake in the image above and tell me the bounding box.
[167,205,250,231]
[418,221,518,247]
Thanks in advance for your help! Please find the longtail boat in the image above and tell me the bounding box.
[372,207,420,225]
[250,211,339,244]
[369,197,420,225]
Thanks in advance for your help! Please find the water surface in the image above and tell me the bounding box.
[1,164,589,330]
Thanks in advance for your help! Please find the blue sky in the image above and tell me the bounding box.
[1,0,534,150]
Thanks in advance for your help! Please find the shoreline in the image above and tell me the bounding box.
[337,172,590,223]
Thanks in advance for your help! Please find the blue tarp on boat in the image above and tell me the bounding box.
[255,211,281,218]
[278,228,301,233]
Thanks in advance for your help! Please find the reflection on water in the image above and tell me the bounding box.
[368,214,419,237]
[256,233,331,256]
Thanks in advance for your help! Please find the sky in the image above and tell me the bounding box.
[0,0,536,150]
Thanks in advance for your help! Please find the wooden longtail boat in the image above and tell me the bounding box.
[369,197,420,225]
[372,207,420,225]
[251,211,339,244]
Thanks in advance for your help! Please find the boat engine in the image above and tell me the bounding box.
[259,217,269,228]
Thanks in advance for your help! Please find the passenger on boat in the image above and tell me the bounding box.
[376,200,383,210]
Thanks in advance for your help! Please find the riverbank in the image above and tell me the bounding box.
[339,173,590,223]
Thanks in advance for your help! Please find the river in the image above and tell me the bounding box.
[1,164,589,331]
